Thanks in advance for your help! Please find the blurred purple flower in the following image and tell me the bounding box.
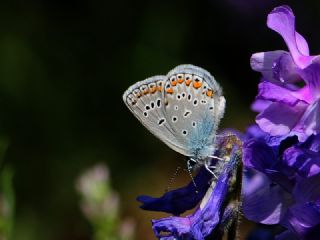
[250,5,320,141]
[243,125,320,239]
[76,163,120,221]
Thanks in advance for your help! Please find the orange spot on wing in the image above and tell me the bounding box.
[185,79,192,86]
[166,88,174,94]
[171,80,177,86]
[150,86,157,93]
[157,86,163,91]
[206,89,214,97]
[193,81,202,89]
[177,77,184,84]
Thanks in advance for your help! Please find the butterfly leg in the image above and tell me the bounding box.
[209,155,227,162]
[187,158,197,168]
[204,163,218,180]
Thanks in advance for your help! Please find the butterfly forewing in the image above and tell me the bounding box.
[123,75,187,154]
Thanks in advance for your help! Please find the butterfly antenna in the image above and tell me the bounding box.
[187,160,198,194]
[165,166,181,193]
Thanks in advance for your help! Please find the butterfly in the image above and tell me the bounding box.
[123,64,226,175]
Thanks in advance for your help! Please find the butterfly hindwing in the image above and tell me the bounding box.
[163,65,225,159]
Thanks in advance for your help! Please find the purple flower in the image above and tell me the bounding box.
[137,167,212,216]
[243,125,320,239]
[250,5,320,141]
[152,154,240,239]
[138,137,242,239]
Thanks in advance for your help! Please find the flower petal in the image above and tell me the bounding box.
[267,5,312,68]
[295,32,310,56]
[243,170,292,224]
[243,138,294,192]
[243,139,276,171]
[245,124,269,141]
[256,101,308,136]
[275,230,299,240]
[293,174,320,203]
[301,134,320,152]
[152,216,191,239]
[298,61,320,100]
[281,203,320,238]
[137,168,211,215]
[250,51,300,83]
[298,98,320,136]
[283,146,320,178]
[257,81,300,106]
[291,85,314,104]
[251,99,271,113]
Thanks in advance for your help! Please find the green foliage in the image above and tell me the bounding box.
[0,166,15,240]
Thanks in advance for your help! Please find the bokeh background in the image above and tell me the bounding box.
[0,0,319,239]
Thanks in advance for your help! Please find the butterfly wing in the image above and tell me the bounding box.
[123,75,188,155]
[163,65,226,159]
[123,65,226,159]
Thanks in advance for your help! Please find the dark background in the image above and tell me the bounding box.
[0,0,319,239]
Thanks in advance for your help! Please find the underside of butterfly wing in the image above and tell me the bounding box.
[163,65,226,160]
[123,76,188,155]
